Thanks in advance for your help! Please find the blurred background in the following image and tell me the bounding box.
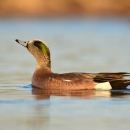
[0,0,130,17]
[1,1,130,130]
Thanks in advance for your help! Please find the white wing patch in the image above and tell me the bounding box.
[95,82,112,90]
[62,79,72,82]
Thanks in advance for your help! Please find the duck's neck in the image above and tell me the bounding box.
[35,56,51,69]
[36,62,50,68]
[36,65,52,74]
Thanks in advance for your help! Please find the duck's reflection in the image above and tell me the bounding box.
[32,87,130,100]
[32,88,96,99]
[24,87,130,130]
[26,104,49,130]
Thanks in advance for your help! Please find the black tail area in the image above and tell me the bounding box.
[110,80,130,90]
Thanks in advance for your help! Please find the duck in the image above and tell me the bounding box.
[15,39,130,90]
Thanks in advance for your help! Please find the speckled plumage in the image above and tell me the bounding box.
[16,39,130,90]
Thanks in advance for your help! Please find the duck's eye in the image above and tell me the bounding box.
[34,41,50,56]
[34,41,42,50]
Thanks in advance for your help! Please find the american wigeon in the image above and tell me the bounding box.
[15,39,130,90]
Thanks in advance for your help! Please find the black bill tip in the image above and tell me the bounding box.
[15,39,19,43]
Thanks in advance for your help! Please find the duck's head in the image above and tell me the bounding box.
[16,39,51,69]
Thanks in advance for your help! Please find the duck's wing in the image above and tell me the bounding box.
[55,72,130,82]
[54,72,130,90]
[54,72,96,82]
[94,72,130,82]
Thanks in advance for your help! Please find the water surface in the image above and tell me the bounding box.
[0,17,130,130]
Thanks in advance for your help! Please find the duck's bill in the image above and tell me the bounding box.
[15,39,28,47]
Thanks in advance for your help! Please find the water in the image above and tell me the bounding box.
[0,17,130,129]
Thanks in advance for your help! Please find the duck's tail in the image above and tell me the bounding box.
[94,72,130,90]
[110,80,130,90]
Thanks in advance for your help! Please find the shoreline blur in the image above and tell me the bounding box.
[0,0,130,17]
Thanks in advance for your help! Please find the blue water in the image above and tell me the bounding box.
[0,17,130,130]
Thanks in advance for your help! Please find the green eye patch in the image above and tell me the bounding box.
[34,41,50,57]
